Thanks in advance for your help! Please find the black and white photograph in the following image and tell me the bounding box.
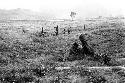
[0,0,125,83]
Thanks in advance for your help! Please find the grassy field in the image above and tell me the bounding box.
[0,18,125,83]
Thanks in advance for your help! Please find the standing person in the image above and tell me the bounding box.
[22,28,26,33]
[84,24,86,30]
[63,29,66,34]
[41,27,44,33]
[68,27,71,34]
[41,27,44,37]
[67,29,70,34]
[54,25,59,36]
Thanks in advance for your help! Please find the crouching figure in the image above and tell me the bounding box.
[67,42,81,61]
[79,34,95,58]
[67,33,95,61]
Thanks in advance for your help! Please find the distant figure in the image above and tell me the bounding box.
[41,27,44,37]
[84,24,86,29]
[42,27,44,33]
[63,29,66,34]
[68,27,71,34]
[54,25,59,36]
[68,29,70,34]
[22,28,26,33]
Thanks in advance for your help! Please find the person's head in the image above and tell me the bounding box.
[79,33,89,46]
[79,34,87,42]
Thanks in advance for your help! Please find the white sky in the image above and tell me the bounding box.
[0,0,125,19]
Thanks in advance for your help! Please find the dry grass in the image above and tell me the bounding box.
[0,19,125,83]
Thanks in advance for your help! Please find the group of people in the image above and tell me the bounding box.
[37,24,88,37]
[35,25,111,65]
[39,25,72,37]
[68,34,94,61]
[54,25,72,35]
[53,24,87,35]
[68,33,111,66]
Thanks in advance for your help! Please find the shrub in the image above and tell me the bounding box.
[87,75,107,83]
[111,67,122,73]
[117,71,125,77]
[32,67,47,77]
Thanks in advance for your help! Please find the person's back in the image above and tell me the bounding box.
[69,42,80,55]
[68,42,81,61]
[79,34,95,57]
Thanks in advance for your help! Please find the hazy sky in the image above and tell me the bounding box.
[0,0,125,19]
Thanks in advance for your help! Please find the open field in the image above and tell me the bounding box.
[0,17,125,83]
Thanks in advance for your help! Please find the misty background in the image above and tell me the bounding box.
[0,0,124,20]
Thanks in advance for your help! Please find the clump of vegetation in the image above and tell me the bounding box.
[32,67,47,77]
[0,68,35,83]
[91,28,125,61]
[0,19,125,83]
[117,70,125,77]
[111,67,122,73]
[87,75,107,83]
[79,69,92,77]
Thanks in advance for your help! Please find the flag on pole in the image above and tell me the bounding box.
[70,12,76,21]
[70,12,76,17]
